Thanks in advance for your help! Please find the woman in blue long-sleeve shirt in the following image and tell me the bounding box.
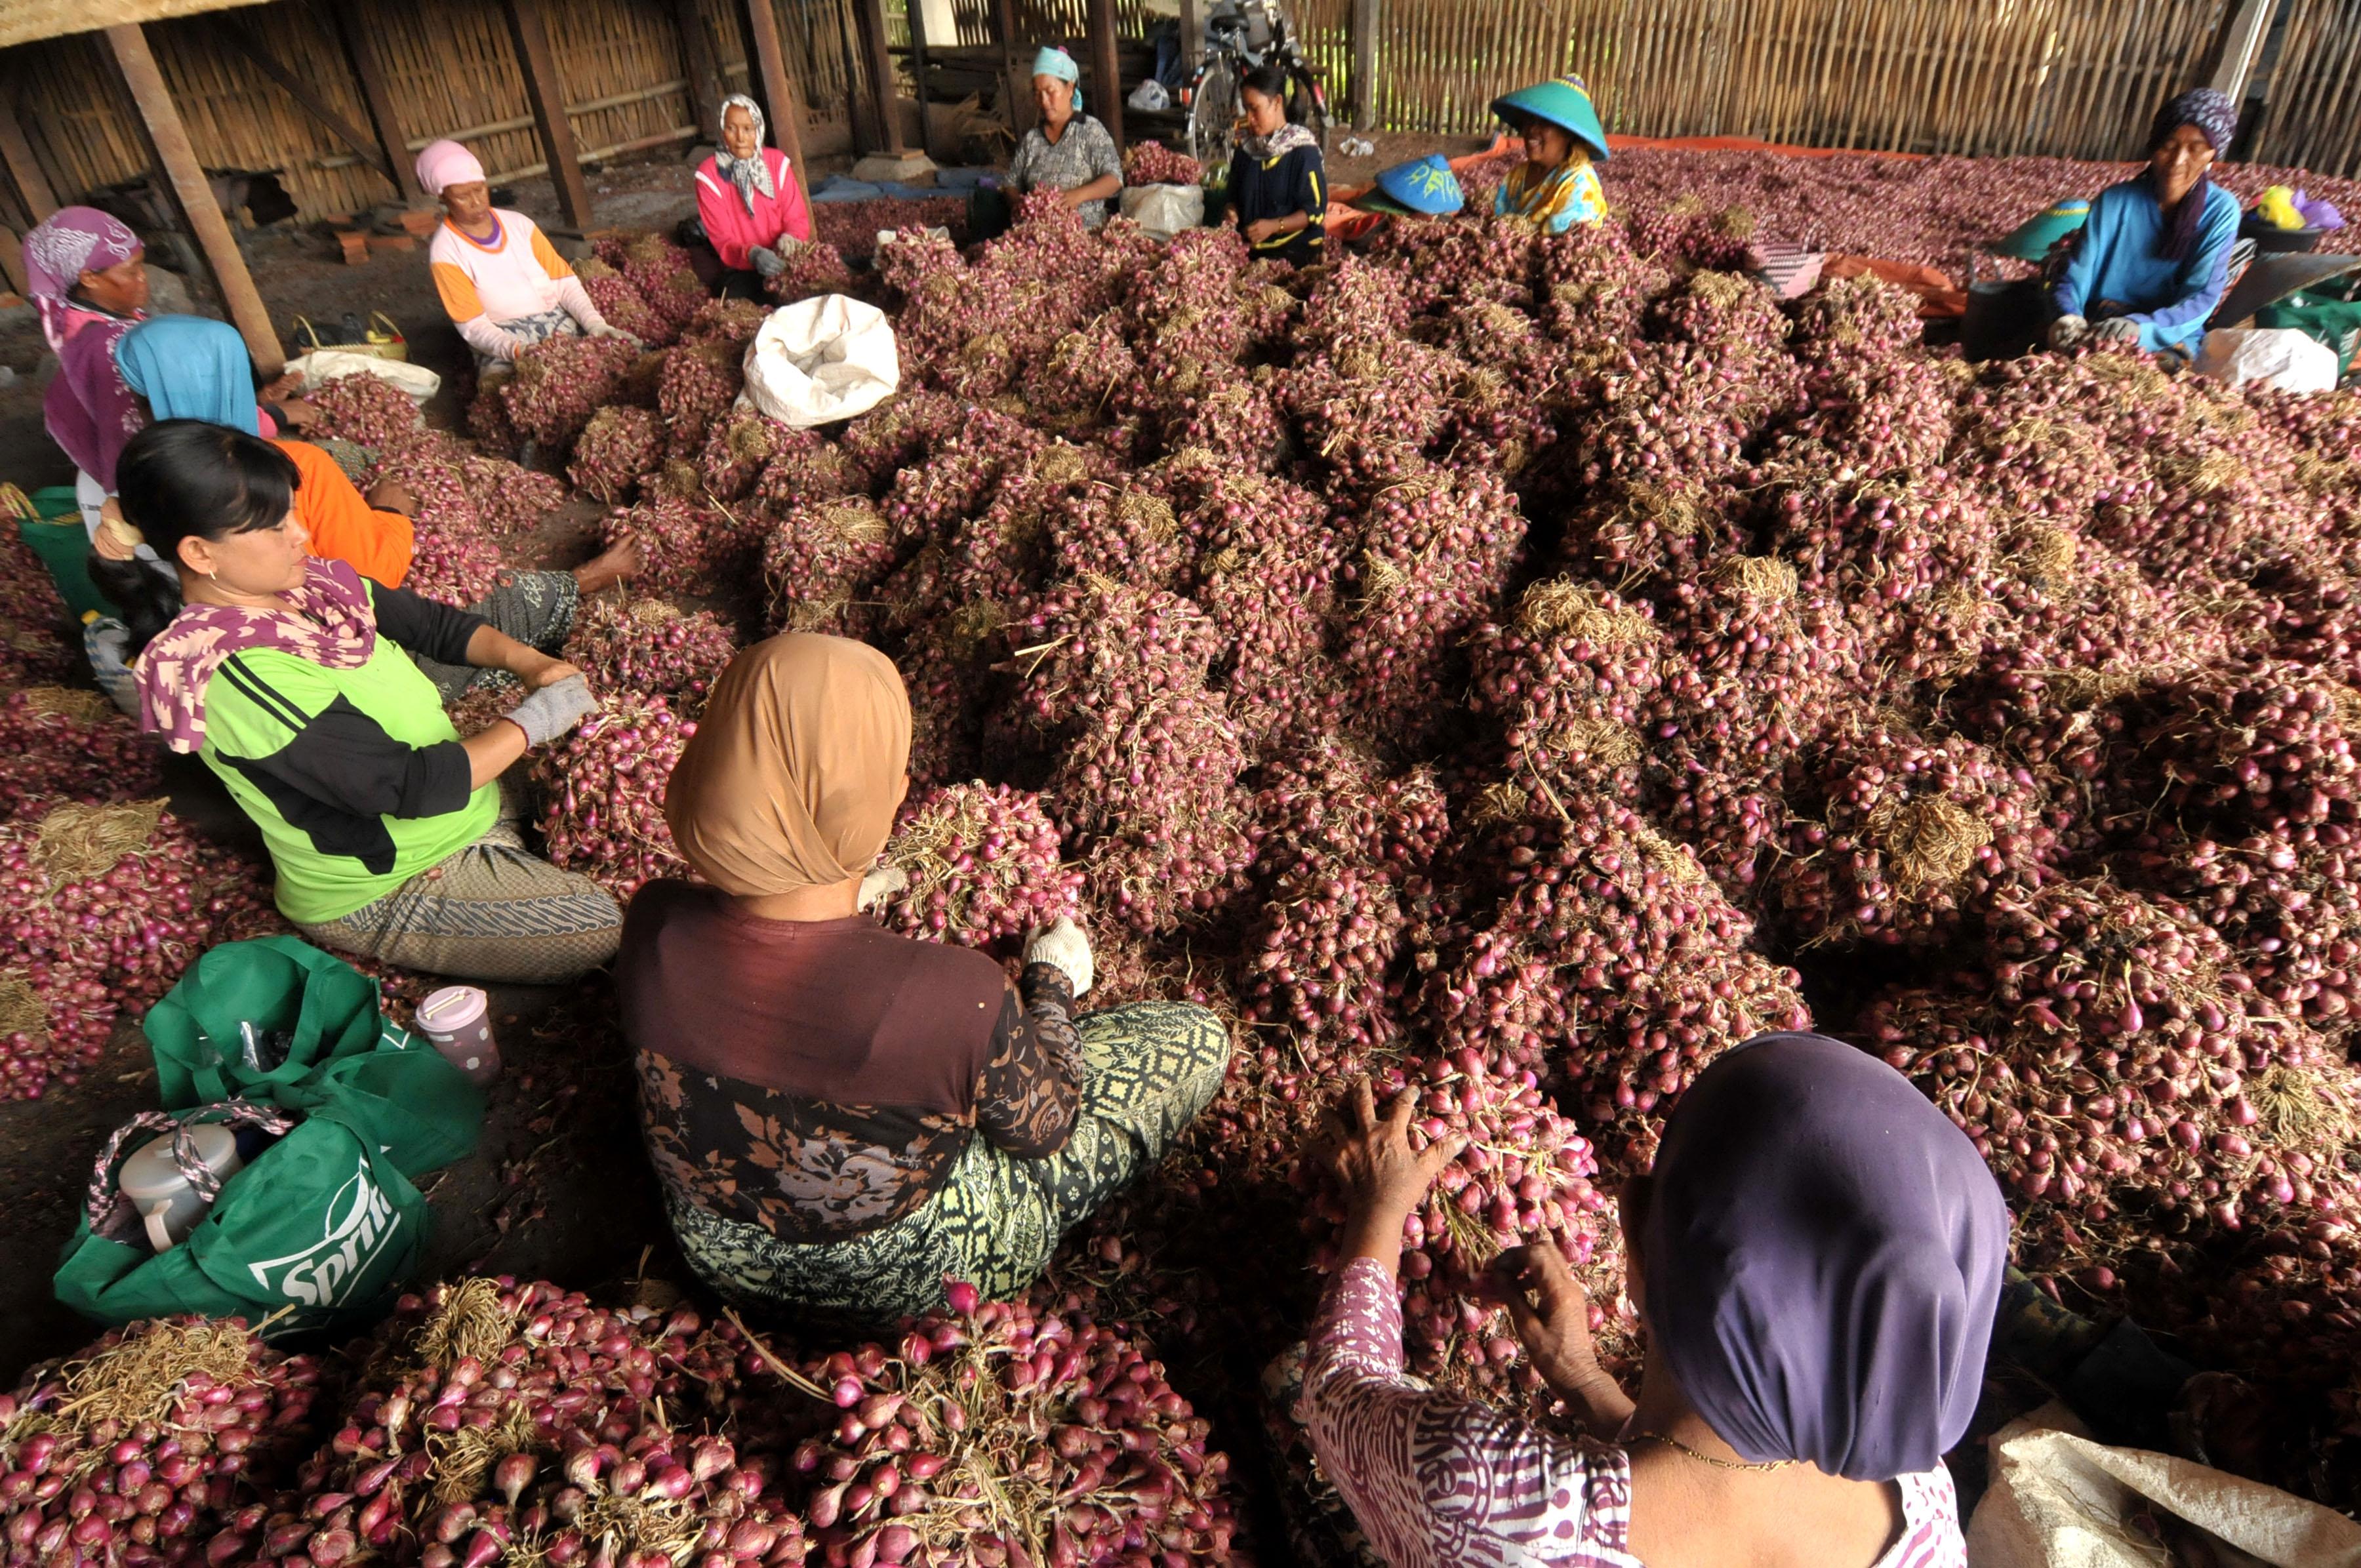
[2050,89,2242,357]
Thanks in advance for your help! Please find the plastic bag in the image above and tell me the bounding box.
[1968,1408,2361,1567]
[55,1098,431,1336]
[2195,327,2340,393]
[1127,79,1171,112]
[740,294,900,428]
[284,350,441,407]
[1120,183,1207,240]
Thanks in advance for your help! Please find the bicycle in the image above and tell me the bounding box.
[1185,0,1331,170]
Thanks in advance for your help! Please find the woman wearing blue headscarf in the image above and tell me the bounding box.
[2051,89,2244,357]
[1005,47,1123,228]
[1301,1033,2007,1568]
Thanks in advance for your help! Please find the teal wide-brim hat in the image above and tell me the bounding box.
[1490,75,1610,162]
[1362,153,1463,216]
[1991,199,2090,262]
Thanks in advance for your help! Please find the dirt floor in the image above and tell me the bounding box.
[0,122,1495,1378]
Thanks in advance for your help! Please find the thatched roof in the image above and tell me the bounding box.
[1,0,273,50]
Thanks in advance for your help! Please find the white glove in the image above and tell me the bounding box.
[857,864,908,911]
[504,675,598,747]
[748,245,787,279]
[2048,313,2088,349]
[590,324,642,348]
[1024,917,1093,999]
[2091,317,2143,348]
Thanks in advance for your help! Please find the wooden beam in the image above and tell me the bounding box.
[737,0,808,178]
[851,0,907,155]
[993,0,1028,136]
[907,0,937,161]
[212,14,394,185]
[0,226,26,297]
[1350,0,1379,131]
[102,24,282,374]
[330,10,422,201]
[1178,0,1201,74]
[503,0,594,230]
[1087,0,1122,148]
[674,0,724,146]
[2208,0,2275,106]
[0,94,56,222]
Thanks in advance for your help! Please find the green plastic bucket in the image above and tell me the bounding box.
[16,486,113,620]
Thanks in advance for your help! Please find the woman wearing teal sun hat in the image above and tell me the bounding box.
[1491,74,1611,233]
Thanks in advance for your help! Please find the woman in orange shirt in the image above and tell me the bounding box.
[87,318,636,710]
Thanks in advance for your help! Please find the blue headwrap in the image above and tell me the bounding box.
[1032,47,1083,112]
[116,315,258,435]
[1642,1033,2009,1481]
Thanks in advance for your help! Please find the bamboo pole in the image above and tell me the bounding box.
[103,22,282,374]
[331,8,423,201]
[1351,0,1378,131]
[994,0,1030,135]
[0,92,56,222]
[211,14,392,185]
[851,0,908,154]
[675,0,725,138]
[504,0,595,228]
[908,0,937,161]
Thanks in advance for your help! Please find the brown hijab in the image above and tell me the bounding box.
[664,633,912,896]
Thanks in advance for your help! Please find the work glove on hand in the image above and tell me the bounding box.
[2091,317,2144,348]
[1024,917,1094,999]
[748,245,788,279]
[589,324,642,348]
[857,864,908,912]
[2048,313,2088,349]
[504,675,598,748]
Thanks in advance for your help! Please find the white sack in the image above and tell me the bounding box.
[2194,327,2339,393]
[740,294,900,428]
[1120,183,1205,240]
[283,351,439,407]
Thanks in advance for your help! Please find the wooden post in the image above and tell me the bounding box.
[908,0,937,162]
[736,0,808,178]
[1087,0,1122,147]
[503,0,595,230]
[103,24,283,373]
[1178,0,1202,75]
[994,0,1029,136]
[851,0,908,155]
[0,95,57,222]
[331,11,424,202]
[674,0,725,146]
[2208,0,2275,106]
[214,16,397,186]
[0,226,26,297]
[1350,0,1379,131]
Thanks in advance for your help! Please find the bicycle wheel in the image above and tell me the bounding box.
[1190,60,1242,169]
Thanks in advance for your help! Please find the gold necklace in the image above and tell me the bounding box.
[1627,1432,1796,1472]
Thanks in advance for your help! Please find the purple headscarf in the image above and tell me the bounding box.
[2149,89,2238,264]
[1640,1032,2009,1482]
[22,206,142,353]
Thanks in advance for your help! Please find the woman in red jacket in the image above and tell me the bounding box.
[694,95,815,301]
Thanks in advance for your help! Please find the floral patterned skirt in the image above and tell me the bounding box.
[665,1001,1230,1325]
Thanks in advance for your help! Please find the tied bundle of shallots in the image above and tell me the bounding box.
[562,599,738,715]
[533,697,696,899]
[874,784,1081,948]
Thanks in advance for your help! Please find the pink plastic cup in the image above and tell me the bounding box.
[416,986,501,1087]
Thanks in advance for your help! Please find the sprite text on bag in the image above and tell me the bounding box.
[246,1156,399,1306]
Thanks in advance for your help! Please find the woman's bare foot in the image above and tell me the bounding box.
[574,531,642,594]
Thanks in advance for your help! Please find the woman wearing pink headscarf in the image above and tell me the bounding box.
[26,207,148,531]
[417,139,632,376]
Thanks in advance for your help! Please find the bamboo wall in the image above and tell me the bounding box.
[1294,0,2240,159]
[3,0,866,227]
[2250,0,2361,174]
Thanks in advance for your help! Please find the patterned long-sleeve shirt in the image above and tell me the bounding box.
[1299,1257,1968,1568]
[616,890,1087,1242]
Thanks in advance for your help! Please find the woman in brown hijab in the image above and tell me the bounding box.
[616,633,1233,1323]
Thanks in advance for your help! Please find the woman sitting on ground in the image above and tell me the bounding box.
[2049,89,2243,357]
[1305,1032,2006,1568]
[120,420,622,983]
[616,633,1232,1324]
[418,138,634,376]
[1491,74,1611,233]
[89,315,639,712]
[693,94,814,300]
[1228,66,1326,266]
[1005,48,1123,228]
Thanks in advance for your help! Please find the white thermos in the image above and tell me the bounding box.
[118,1123,245,1253]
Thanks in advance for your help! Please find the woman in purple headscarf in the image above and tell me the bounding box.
[25,207,149,530]
[1302,1032,2009,1568]
[2049,89,2244,358]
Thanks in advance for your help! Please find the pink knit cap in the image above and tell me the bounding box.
[414,139,487,196]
